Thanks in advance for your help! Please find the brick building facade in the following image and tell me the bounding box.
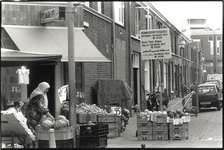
[1,2,202,116]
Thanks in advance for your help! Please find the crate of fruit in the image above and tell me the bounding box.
[169,129,188,140]
[152,115,167,124]
[77,113,97,123]
[137,115,150,123]
[80,124,108,136]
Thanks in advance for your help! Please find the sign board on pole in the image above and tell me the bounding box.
[140,29,171,60]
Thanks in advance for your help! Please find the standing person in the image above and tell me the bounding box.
[30,82,50,109]
[25,90,54,133]
[190,83,195,92]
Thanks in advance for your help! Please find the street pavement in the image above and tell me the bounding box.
[107,97,223,148]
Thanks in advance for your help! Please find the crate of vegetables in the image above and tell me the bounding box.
[76,103,110,123]
[77,113,97,123]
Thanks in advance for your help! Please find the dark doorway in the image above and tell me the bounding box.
[133,68,138,105]
[27,65,55,116]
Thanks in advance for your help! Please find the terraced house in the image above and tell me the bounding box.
[1,1,202,116]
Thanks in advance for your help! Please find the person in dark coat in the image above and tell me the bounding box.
[25,91,54,133]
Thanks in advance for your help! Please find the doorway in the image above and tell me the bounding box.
[27,65,55,116]
[133,68,138,106]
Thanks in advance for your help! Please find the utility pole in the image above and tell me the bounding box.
[67,2,77,147]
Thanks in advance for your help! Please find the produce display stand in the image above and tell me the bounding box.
[1,111,35,148]
[36,126,74,148]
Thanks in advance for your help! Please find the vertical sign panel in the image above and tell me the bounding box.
[140,29,171,60]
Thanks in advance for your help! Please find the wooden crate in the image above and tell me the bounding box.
[77,113,97,123]
[138,132,153,141]
[168,122,188,130]
[152,131,169,140]
[108,128,121,138]
[152,115,167,124]
[137,123,153,132]
[169,129,188,140]
[137,115,150,123]
[98,115,121,123]
[153,123,168,132]
[36,127,73,140]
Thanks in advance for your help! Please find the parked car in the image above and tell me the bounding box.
[204,80,222,89]
[192,83,222,111]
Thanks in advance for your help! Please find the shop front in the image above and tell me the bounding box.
[1,25,110,117]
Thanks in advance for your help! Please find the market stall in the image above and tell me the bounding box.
[1,110,35,148]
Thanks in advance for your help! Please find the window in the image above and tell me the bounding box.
[114,2,124,26]
[208,36,213,41]
[208,36,214,55]
[97,2,102,13]
[174,36,177,54]
[216,36,221,55]
[170,34,173,53]
[135,8,140,36]
[133,53,139,68]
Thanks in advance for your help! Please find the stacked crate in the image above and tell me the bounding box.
[169,122,189,140]
[152,114,169,140]
[137,115,153,140]
[98,115,121,138]
[78,124,108,148]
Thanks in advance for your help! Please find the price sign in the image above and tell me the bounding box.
[111,107,121,116]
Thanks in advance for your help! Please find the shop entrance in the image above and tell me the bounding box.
[27,65,55,116]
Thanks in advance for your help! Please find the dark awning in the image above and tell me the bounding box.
[2,25,111,62]
[1,48,62,67]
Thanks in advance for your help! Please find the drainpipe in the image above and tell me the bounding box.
[112,2,116,79]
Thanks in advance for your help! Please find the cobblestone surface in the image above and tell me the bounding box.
[107,97,223,148]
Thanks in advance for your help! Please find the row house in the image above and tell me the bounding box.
[191,30,222,81]
[1,1,202,116]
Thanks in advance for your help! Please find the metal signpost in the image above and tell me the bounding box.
[140,29,171,111]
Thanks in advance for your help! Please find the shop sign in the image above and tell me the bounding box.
[40,7,65,24]
[140,28,171,60]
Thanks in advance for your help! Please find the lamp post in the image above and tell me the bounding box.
[178,39,186,107]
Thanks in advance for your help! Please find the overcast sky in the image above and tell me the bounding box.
[150,1,223,30]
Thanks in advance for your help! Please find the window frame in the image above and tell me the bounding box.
[114,2,125,26]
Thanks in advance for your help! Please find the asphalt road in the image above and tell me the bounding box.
[107,98,223,148]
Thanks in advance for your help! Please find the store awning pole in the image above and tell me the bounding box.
[67,2,76,147]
